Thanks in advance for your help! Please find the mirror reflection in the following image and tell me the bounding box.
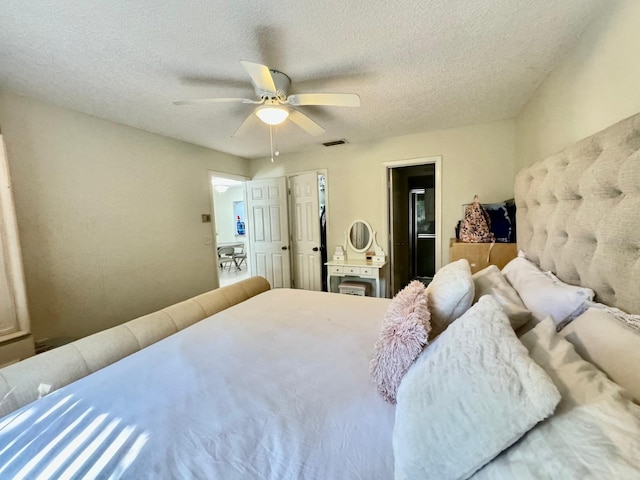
[350,221,370,251]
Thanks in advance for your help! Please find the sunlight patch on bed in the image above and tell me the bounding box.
[0,394,149,479]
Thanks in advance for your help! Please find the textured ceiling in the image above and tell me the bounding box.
[0,0,610,159]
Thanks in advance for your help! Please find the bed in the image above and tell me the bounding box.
[0,290,394,479]
[1,113,639,479]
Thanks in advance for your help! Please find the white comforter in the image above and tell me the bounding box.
[0,289,395,479]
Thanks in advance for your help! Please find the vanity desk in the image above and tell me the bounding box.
[326,259,387,298]
[325,219,388,298]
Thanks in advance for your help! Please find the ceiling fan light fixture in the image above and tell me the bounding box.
[255,106,289,125]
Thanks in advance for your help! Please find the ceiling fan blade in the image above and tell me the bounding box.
[231,112,256,137]
[173,98,257,106]
[286,93,360,107]
[240,61,277,95]
[288,110,325,136]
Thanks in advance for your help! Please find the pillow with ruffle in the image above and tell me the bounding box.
[561,305,640,402]
[370,280,430,404]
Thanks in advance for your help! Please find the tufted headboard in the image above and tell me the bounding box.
[514,112,640,315]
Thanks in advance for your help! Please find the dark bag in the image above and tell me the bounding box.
[459,196,495,243]
[483,202,512,243]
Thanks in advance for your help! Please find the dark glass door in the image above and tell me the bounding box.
[410,189,436,280]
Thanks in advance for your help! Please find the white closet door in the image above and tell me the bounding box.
[290,172,322,291]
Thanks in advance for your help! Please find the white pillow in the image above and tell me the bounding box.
[561,307,640,403]
[425,259,474,336]
[472,265,531,330]
[501,256,594,328]
[474,318,640,479]
[393,296,560,480]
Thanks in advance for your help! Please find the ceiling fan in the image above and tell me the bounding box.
[174,61,360,137]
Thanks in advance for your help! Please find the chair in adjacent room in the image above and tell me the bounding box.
[233,243,247,270]
[218,246,236,271]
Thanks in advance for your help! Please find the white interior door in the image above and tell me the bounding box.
[246,177,291,288]
[290,172,322,291]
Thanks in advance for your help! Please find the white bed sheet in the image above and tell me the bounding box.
[0,289,395,480]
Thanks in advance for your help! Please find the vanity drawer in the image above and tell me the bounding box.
[344,266,361,275]
[360,267,373,275]
[329,266,344,274]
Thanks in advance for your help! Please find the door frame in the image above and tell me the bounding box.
[0,133,30,343]
[383,156,442,295]
[208,170,250,288]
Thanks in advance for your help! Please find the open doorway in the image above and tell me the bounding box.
[386,157,442,296]
[210,170,328,291]
[210,173,250,288]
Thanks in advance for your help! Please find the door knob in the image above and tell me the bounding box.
[312,247,319,252]
[282,246,288,250]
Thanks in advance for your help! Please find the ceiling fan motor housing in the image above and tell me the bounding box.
[259,69,291,101]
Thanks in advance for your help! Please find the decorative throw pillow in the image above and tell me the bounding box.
[425,259,474,337]
[472,265,531,330]
[393,296,560,480]
[501,256,594,329]
[474,318,640,478]
[370,280,430,404]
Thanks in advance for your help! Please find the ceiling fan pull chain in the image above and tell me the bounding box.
[270,124,274,163]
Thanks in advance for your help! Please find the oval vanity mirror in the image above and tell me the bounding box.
[348,220,373,253]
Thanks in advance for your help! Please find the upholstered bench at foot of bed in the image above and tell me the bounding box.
[0,276,270,417]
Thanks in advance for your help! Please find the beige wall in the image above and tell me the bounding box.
[0,91,249,341]
[251,119,516,270]
[515,0,640,171]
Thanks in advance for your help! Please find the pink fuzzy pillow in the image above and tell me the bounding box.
[370,280,431,404]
